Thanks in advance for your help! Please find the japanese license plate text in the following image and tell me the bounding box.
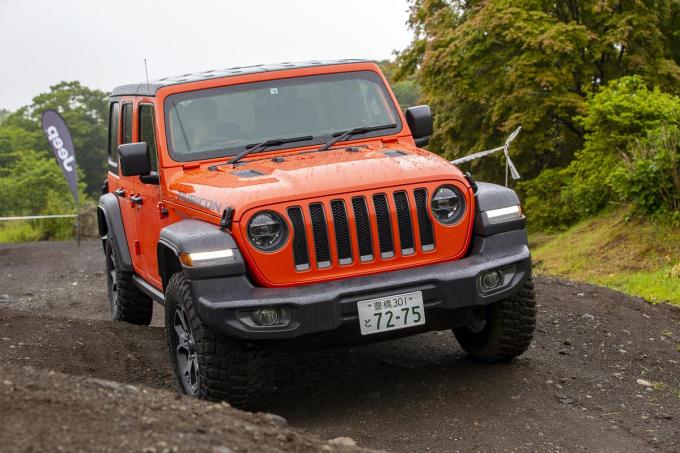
[357,291,425,335]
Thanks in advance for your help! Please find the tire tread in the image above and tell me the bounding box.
[454,277,536,361]
[165,273,253,406]
[106,241,152,325]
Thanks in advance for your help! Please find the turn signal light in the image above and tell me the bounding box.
[179,249,235,267]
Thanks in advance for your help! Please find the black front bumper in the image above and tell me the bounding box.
[190,229,531,341]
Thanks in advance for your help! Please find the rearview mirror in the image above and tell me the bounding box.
[119,142,151,177]
[405,105,433,147]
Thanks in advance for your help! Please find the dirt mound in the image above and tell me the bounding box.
[0,366,369,453]
[0,310,170,389]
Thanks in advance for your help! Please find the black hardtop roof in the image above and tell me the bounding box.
[111,59,371,97]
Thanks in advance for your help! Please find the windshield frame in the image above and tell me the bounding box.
[162,70,404,163]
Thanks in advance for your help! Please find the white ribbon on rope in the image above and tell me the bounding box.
[451,126,522,186]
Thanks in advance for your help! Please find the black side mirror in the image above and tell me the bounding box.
[405,105,433,147]
[119,142,151,177]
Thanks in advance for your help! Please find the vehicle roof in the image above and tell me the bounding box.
[111,59,371,97]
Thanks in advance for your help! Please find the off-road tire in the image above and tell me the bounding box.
[454,277,536,361]
[165,272,253,406]
[105,240,152,325]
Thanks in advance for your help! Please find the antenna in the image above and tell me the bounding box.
[144,59,150,93]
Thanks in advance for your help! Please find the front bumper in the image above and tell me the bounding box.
[190,228,531,341]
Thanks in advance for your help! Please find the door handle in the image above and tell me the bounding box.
[130,194,143,205]
[114,188,125,197]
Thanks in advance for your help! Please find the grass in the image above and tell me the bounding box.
[0,217,82,244]
[597,267,680,305]
[530,208,680,306]
[0,221,43,243]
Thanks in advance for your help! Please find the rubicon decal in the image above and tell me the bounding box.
[175,191,224,213]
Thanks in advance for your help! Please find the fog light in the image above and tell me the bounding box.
[251,308,280,326]
[480,270,503,291]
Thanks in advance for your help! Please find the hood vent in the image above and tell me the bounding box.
[231,169,264,178]
[383,150,407,157]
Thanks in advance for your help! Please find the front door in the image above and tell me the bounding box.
[132,102,166,288]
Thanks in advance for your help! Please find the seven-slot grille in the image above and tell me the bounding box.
[287,189,436,271]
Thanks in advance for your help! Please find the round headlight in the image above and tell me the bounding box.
[431,185,465,224]
[247,211,288,251]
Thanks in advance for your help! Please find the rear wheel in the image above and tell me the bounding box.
[454,277,536,361]
[164,272,254,406]
[105,240,152,325]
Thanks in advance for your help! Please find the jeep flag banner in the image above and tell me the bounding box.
[41,109,78,205]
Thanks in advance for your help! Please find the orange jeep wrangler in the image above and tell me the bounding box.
[98,60,535,404]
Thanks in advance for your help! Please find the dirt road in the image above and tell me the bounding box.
[1,241,679,452]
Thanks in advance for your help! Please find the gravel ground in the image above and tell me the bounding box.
[1,241,679,452]
[0,366,368,453]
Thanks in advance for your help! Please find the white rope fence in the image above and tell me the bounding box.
[451,126,522,186]
[0,214,78,221]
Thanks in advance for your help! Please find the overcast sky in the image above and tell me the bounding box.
[0,0,413,110]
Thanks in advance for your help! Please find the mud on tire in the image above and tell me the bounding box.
[454,277,536,361]
[105,240,152,325]
[164,272,254,407]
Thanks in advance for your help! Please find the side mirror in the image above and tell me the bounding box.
[405,105,433,147]
[119,142,151,177]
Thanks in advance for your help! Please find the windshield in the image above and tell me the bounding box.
[163,71,402,161]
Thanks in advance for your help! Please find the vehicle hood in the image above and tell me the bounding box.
[166,143,467,221]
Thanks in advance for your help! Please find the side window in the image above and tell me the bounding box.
[122,103,133,144]
[138,104,158,172]
[108,102,120,167]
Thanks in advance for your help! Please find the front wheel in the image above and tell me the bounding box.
[454,277,536,361]
[164,272,254,406]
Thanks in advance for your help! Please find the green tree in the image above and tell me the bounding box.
[0,125,36,168]
[0,82,107,241]
[397,0,680,183]
[0,108,9,124]
[378,60,422,110]
[1,81,109,196]
[520,76,680,229]
[0,149,82,217]
[0,147,87,240]
[610,126,680,216]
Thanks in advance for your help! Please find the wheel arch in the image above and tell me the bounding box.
[98,193,133,271]
[157,240,182,291]
[157,219,246,291]
[472,182,526,237]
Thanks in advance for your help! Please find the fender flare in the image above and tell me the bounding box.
[473,182,526,236]
[157,220,246,290]
[97,193,133,271]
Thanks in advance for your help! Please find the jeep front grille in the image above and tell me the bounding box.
[287,189,436,271]
[414,188,435,251]
[394,191,415,255]
[373,194,395,259]
[287,207,309,271]
[309,203,331,268]
[352,197,374,262]
[330,200,352,265]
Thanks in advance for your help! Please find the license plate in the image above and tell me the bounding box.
[357,291,425,335]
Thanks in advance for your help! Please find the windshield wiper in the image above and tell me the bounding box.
[228,135,314,165]
[317,123,397,151]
